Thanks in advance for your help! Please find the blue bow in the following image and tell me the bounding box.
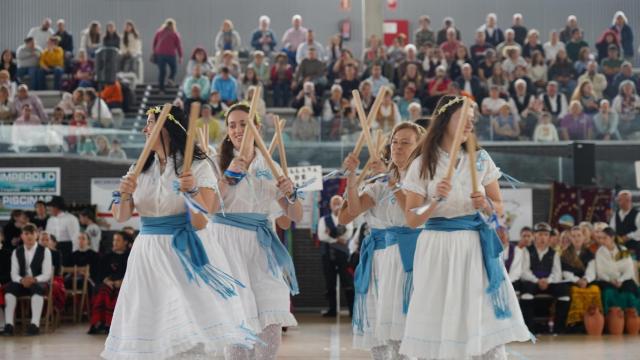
[425,213,512,319]
[255,168,274,180]
[211,213,299,295]
[352,228,386,334]
[140,214,244,299]
[385,227,421,314]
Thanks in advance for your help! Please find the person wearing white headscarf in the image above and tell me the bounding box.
[611,11,634,59]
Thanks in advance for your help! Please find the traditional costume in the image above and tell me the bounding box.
[401,149,530,359]
[102,156,253,359]
[208,149,298,358]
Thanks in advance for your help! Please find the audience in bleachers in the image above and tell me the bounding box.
[0,9,637,160]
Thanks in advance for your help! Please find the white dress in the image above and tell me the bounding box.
[369,172,421,344]
[102,157,252,360]
[207,151,297,333]
[352,181,399,350]
[400,149,531,359]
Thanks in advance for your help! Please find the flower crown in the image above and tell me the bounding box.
[146,106,186,132]
[436,96,464,115]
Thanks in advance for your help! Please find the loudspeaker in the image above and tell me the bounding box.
[573,142,595,186]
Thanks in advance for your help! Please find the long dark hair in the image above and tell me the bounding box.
[140,106,207,176]
[89,22,101,44]
[218,103,259,172]
[123,20,139,47]
[419,95,476,179]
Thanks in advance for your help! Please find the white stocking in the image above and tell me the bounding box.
[370,345,388,360]
[254,324,282,360]
[224,344,254,360]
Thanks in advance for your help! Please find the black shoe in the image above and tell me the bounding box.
[322,310,337,318]
[3,324,14,336]
[87,324,102,335]
[26,324,39,336]
[103,326,110,335]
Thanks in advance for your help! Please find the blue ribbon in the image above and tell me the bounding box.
[385,227,422,314]
[255,168,274,180]
[224,169,247,185]
[352,228,386,334]
[140,214,244,299]
[211,213,299,295]
[425,214,512,319]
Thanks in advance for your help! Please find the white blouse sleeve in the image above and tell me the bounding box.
[192,159,217,190]
[362,182,384,205]
[402,156,429,197]
[479,150,502,186]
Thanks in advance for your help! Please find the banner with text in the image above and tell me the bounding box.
[0,167,61,220]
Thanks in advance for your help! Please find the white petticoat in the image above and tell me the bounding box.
[207,223,297,333]
[375,244,409,342]
[352,250,385,350]
[400,230,531,359]
[101,226,253,360]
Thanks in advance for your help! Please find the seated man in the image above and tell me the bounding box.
[3,223,53,336]
[519,222,569,333]
[498,226,523,292]
[87,231,130,334]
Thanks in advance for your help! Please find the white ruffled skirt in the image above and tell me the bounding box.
[400,230,531,359]
[352,250,386,350]
[206,223,297,333]
[375,244,409,342]
[102,225,253,360]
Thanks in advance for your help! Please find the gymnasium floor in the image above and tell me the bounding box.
[1,313,639,359]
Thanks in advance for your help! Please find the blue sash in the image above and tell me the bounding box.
[385,226,421,314]
[352,228,386,334]
[425,213,512,319]
[140,213,243,299]
[211,213,299,295]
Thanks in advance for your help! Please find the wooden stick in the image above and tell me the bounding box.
[183,102,201,172]
[238,86,262,159]
[268,118,286,155]
[353,86,387,155]
[355,161,373,185]
[245,113,282,178]
[197,127,208,155]
[467,133,479,193]
[443,97,470,180]
[268,128,281,155]
[375,129,385,153]
[276,118,289,178]
[132,104,172,177]
[203,122,209,151]
[355,130,387,185]
[352,90,376,159]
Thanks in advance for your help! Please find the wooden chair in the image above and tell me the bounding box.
[17,276,55,334]
[61,265,91,323]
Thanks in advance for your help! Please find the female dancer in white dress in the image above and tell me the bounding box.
[401,95,531,359]
[103,106,253,360]
[206,102,302,360]
[339,122,425,359]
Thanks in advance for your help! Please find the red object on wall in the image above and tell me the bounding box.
[383,19,409,47]
[387,0,398,11]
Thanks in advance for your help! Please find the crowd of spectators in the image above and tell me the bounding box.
[1,11,639,154]
[0,196,136,335]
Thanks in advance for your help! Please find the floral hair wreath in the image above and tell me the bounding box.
[223,101,262,125]
[146,106,187,132]
[436,96,465,115]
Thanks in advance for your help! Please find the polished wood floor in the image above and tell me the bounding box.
[1,313,639,359]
